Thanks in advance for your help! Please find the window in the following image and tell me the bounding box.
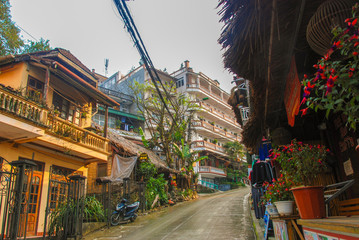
[93,113,105,126]
[108,116,116,128]
[52,92,75,122]
[176,77,184,88]
[97,163,107,177]
[27,77,44,102]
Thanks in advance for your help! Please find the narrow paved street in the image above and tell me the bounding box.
[84,187,254,240]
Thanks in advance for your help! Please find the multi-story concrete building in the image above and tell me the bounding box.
[94,66,176,144]
[171,61,243,186]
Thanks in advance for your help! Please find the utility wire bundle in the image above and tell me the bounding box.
[112,0,176,123]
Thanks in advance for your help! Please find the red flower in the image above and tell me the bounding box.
[300,108,308,116]
[345,18,351,23]
[307,81,316,88]
[355,42,359,47]
[353,51,358,56]
[353,18,358,25]
[300,97,307,106]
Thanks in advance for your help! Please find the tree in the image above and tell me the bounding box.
[173,139,208,173]
[223,141,245,164]
[130,79,199,169]
[0,0,23,55]
[21,38,51,54]
[0,0,51,56]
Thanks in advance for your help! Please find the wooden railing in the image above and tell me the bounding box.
[0,87,47,125]
[46,115,109,153]
[0,86,110,154]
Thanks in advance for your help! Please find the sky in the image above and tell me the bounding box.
[10,0,235,93]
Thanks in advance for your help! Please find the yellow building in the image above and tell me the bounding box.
[0,48,119,237]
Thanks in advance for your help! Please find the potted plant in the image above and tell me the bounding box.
[261,175,295,216]
[270,140,329,219]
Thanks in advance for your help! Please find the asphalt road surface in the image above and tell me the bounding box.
[85,186,255,240]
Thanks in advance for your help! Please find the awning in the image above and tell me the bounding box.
[99,106,145,121]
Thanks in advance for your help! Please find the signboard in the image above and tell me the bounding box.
[303,227,357,240]
[273,220,289,240]
[139,153,148,162]
[284,57,301,127]
[343,159,354,176]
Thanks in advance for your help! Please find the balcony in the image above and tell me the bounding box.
[46,115,109,153]
[192,140,226,155]
[192,120,241,142]
[196,101,240,128]
[0,86,110,160]
[186,84,230,109]
[198,166,226,177]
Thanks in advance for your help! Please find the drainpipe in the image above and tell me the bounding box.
[43,68,50,104]
[104,106,109,138]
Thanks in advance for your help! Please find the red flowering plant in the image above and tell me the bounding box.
[301,3,359,130]
[261,175,295,205]
[270,140,329,186]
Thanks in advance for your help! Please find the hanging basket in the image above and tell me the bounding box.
[306,0,356,56]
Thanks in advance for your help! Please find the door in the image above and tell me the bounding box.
[26,171,43,236]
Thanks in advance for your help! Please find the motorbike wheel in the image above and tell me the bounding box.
[110,213,121,226]
[130,213,137,222]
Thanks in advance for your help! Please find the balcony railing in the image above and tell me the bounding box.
[199,166,226,176]
[187,84,229,107]
[0,87,47,125]
[192,140,225,154]
[193,120,241,141]
[198,179,218,190]
[47,115,109,152]
[198,102,238,126]
[0,86,109,153]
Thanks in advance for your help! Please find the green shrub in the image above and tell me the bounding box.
[137,161,157,181]
[83,195,105,222]
[145,174,168,209]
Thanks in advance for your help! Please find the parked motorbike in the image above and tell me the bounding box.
[110,198,140,226]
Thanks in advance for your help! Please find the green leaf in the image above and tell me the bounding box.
[326,108,331,119]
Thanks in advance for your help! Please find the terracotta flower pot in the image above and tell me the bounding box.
[291,186,325,219]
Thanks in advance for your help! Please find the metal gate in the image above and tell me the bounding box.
[0,158,36,240]
[43,166,86,240]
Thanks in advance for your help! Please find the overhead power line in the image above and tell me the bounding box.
[112,0,177,124]
[15,23,38,42]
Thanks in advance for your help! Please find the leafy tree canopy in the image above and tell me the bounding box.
[223,141,244,162]
[130,79,199,169]
[0,0,23,55]
[0,0,51,56]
